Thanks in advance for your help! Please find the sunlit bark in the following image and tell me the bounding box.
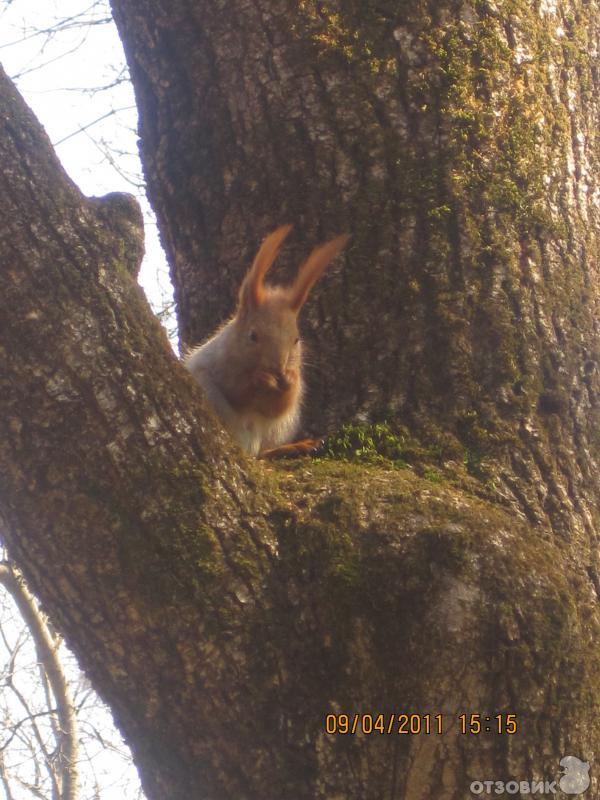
[1,0,600,797]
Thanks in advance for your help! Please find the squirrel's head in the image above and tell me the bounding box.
[231,226,348,406]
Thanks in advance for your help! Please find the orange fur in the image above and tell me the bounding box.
[288,234,350,311]
[259,438,324,459]
[223,368,300,418]
[239,225,293,309]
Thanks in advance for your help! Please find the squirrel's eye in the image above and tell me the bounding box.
[249,330,258,343]
[294,337,299,345]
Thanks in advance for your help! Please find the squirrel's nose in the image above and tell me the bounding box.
[275,371,291,392]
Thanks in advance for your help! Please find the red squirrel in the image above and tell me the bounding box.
[184,226,348,458]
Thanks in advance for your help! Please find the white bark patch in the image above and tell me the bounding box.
[392,27,423,66]
[45,372,80,403]
[539,0,559,15]
[142,412,163,444]
[434,576,481,635]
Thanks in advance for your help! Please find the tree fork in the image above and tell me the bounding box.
[110,0,600,541]
[1,0,600,796]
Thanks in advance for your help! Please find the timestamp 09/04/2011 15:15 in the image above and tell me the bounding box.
[324,713,518,736]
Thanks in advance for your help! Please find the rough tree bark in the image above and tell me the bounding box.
[0,0,600,798]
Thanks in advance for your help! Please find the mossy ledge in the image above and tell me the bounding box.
[253,454,600,779]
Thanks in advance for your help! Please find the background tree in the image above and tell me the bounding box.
[1,0,600,799]
[0,562,78,800]
[0,560,144,799]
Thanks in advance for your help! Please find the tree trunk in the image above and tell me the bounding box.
[0,0,599,798]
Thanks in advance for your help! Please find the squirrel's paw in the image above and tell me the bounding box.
[259,438,324,460]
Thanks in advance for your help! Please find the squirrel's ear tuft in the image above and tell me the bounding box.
[288,234,349,311]
[238,225,293,310]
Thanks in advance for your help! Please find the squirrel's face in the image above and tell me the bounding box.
[235,292,301,393]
